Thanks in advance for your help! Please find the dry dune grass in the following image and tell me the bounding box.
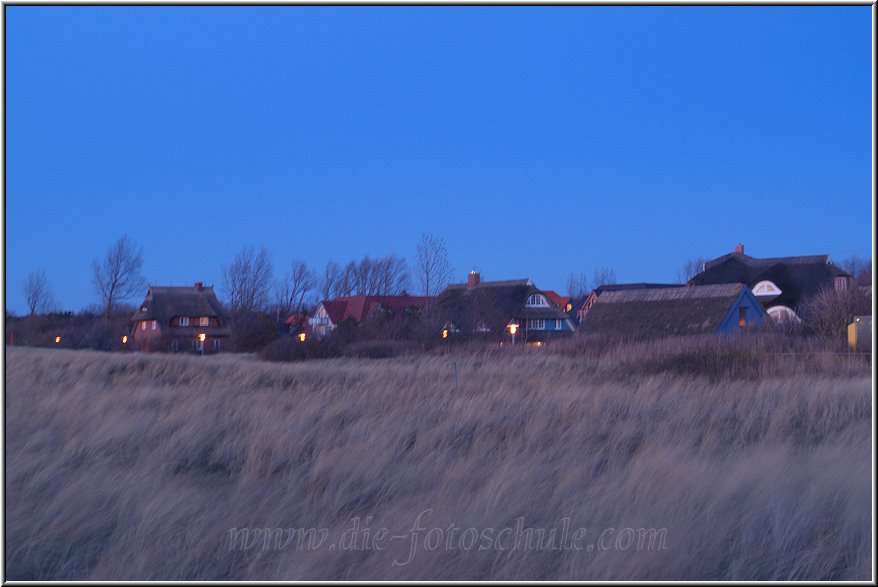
[3,345,872,580]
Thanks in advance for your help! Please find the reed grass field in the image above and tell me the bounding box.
[3,344,873,580]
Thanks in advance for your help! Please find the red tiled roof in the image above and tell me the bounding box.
[318,295,431,325]
[542,290,572,309]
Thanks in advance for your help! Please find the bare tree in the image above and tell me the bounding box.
[275,259,316,316]
[371,253,410,295]
[592,266,617,288]
[799,286,871,339]
[677,257,708,284]
[319,255,411,299]
[221,245,274,315]
[836,255,871,277]
[92,235,147,317]
[415,233,453,298]
[566,272,589,298]
[23,270,57,316]
[320,260,343,300]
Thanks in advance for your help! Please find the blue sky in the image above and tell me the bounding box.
[4,6,872,313]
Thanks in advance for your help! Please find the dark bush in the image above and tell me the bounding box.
[258,336,342,362]
[343,340,414,359]
[230,311,278,353]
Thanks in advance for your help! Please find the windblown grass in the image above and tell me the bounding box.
[3,345,872,580]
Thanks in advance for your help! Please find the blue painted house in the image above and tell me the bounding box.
[578,283,766,338]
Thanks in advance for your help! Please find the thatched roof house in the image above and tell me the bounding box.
[434,272,574,341]
[576,283,683,324]
[130,283,231,352]
[579,283,766,338]
[690,244,852,321]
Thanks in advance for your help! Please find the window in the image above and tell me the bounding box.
[526,294,548,307]
[529,319,545,330]
[199,316,209,326]
[180,317,190,326]
[835,277,849,292]
[555,319,563,330]
[141,321,146,331]
[738,308,747,329]
[152,320,157,330]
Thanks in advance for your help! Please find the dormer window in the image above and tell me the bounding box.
[526,294,548,307]
[141,306,148,312]
[180,317,190,326]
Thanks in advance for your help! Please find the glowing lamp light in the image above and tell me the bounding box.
[122,335,128,344]
[298,332,306,342]
[508,323,518,335]
[442,329,448,339]
[55,336,61,344]
[198,333,206,342]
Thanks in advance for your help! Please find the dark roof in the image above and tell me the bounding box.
[435,280,569,334]
[580,283,749,337]
[318,295,431,325]
[444,278,532,289]
[132,285,231,335]
[593,283,685,295]
[690,252,850,310]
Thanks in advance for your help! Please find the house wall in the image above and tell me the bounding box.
[130,319,229,353]
[717,289,767,334]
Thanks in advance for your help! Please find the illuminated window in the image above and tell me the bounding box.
[738,308,747,329]
[200,316,209,326]
[152,320,157,330]
[141,321,146,330]
[180,317,190,326]
[529,319,545,330]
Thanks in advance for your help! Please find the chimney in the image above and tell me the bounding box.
[467,271,480,287]
[735,243,744,254]
[195,282,203,292]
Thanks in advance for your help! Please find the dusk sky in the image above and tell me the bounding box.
[4,6,872,314]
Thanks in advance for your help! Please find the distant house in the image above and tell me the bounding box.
[434,272,574,342]
[542,290,573,312]
[855,272,872,296]
[578,283,766,338]
[308,295,430,338]
[130,283,231,352]
[689,244,853,321]
[281,312,311,337]
[576,283,684,325]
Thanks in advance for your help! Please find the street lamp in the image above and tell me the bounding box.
[198,333,206,356]
[507,322,519,346]
[298,332,306,343]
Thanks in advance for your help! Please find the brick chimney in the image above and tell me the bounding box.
[735,243,744,254]
[467,271,480,287]
[195,282,203,292]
